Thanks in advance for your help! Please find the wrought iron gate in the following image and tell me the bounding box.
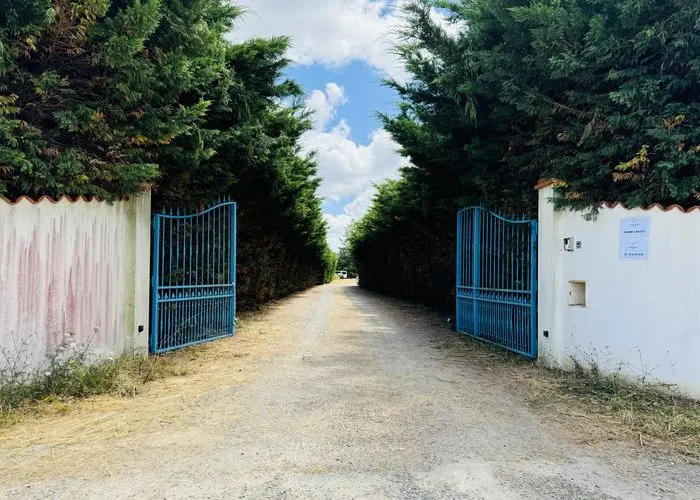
[150,200,236,353]
[456,207,537,358]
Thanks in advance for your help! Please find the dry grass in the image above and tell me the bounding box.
[0,311,276,431]
[1,346,207,429]
[4,290,699,472]
[440,330,700,461]
[526,362,700,461]
[0,308,293,483]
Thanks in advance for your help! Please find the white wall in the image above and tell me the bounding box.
[0,193,151,371]
[538,184,700,398]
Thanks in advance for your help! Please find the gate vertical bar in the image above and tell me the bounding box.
[164,216,171,349]
[188,211,193,344]
[213,204,219,333]
[529,219,538,358]
[194,209,200,343]
[456,210,463,330]
[150,214,161,353]
[229,203,237,335]
[472,208,481,336]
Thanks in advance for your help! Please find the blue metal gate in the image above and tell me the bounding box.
[456,207,537,358]
[150,200,236,353]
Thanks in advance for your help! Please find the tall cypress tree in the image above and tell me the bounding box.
[1,0,164,198]
[1,0,336,306]
[351,0,700,307]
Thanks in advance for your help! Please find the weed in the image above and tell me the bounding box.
[446,331,700,460]
[542,359,700,460]
[0,340,204,427]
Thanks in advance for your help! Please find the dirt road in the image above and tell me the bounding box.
[1,282,699,499]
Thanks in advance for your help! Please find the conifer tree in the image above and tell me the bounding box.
[1,0,336,305]
[350,0,700,307]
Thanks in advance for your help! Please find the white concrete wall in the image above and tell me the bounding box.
[537,185,700,398]
[0,193,151,371]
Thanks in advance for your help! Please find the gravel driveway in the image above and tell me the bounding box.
[1,281,699,499]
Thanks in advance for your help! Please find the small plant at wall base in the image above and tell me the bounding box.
[541,359,700,459]
[0,341,134,414]
[0,340,200,426]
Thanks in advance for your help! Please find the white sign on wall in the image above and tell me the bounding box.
[619,238,649,260]
[620,216,651,238]
[619,216,650,261]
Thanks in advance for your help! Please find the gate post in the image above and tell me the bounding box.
[472,208,481,335]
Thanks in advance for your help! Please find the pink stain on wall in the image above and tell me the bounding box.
[0,196,148,369]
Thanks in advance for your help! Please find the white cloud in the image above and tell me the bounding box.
[429,7,464,39]
[230,0,407,81]
[302,123,406,201]
[324,186,381,251]
[230,1,463,86]
[301,84,409,251]
[229,2,463,250]
[231,1,461,82]
[325,213,353,252]
[306,83,348,129]
[344,187,377,219]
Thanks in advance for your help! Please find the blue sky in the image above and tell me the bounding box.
[285,61,400,218]
[229,0,456,249]
[285,61,398,142]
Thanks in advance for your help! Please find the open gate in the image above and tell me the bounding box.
[456,207,537,358]
[150,200,236,353]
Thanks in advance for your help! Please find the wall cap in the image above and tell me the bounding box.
[0,192,151,206]
[535,179,555,190]
[535,179,700,213]
[600,201,700,214]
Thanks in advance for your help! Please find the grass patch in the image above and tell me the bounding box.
[443,331,700,460]
[0,344,202,428]
[529,360,700,460]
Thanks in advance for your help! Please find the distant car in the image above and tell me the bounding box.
[337,270,348,279]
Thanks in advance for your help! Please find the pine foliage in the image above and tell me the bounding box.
[349,0,700,309]
[0,0,334,307]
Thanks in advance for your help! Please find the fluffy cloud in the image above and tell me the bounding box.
[301,84,409,250]
[230,0,403,81]
[324,186,383,250]
[231,0,461,83]
[429,7,463,39]
[230,2,461,249]
[305,82,348,129]
[325,213,354,252]
[302,124,406,201]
